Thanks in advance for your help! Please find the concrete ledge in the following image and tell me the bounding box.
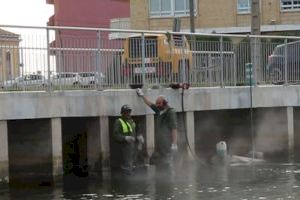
[0,85,299,120]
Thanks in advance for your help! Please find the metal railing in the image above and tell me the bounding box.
[0,25,300,91]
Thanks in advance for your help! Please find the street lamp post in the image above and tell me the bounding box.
[251,0,261,83]
[189,0,195,33]
[251,0,260,35]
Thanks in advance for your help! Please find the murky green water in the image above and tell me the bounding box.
[2,162,300,200]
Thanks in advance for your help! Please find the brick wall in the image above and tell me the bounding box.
[130,0,300,32]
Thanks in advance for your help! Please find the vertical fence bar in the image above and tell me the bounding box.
[141,33,146,85]
[20,47,24,78]
[57,50,62,91]
[19,46,25,91]
[220,36,224,87]
[251,36,261,85]
[96,30,101,90]
[233,46,237,86]
[284,38,288,85]
[46,27,51,92]
[254,37,258,84]
[182,34,186,83]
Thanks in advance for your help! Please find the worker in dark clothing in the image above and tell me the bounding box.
[136,89,178,168]
[113,104,144,175]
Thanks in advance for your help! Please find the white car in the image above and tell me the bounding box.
[1,74,47,89]
[78,72,105,86]
[51,72,83,87]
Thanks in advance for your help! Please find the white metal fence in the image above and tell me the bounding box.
[0,25,300,91]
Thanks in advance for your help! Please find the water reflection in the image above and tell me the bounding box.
[2,163,300,199]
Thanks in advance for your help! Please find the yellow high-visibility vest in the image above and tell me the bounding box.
[118,118,134,135]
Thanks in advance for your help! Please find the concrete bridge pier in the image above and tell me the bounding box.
[287,107,294,162]
[146,114,155,160]
[87,117,110,175]
[51,118,63,181]
[185,111,195,160]
[7,119,63,186]
[0,121,8,184]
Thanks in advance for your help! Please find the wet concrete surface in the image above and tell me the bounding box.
[2,162,300,199]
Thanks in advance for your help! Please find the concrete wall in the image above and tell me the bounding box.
[0,121,8,183]
[195,108,289,163]
[0,86,300,120]
[1,85,300,184]
[293,107,300,162]
[8,119,53,184]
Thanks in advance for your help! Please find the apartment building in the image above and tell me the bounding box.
[46,0,130,72]
[130,0,300,35]
[46,0,129,28]
[0,29,20,82]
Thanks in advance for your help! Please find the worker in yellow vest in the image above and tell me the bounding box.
[113,104,144,175]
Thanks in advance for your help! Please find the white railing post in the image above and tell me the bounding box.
[46,27,52,92]
[96,30,101,90]
[284,38,288,84]
[141,33,146,85]
[233,46,237,86]
[182,34,187,83]
[220,36,224,87]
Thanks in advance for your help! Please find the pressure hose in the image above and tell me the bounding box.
[170,83,205,164]
[249,68,255,161]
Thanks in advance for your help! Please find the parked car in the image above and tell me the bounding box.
[267,41,300,84]
[78,72,105,87]
[1,74,47,89]
[51,72,83,87]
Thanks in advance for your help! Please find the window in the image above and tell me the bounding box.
[281,0,300,10]
[237,0,251,14]
[174,0,190,15]
[149,0,196,17]
[150,0,171,16]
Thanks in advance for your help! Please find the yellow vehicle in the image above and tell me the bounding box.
[121,33,192,83]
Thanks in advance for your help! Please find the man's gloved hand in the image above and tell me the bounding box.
[171,143,178,153]
[136,88,144,97]
[125,136,135,143]
[137,135,144,144]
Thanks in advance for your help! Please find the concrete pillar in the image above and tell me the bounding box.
[51,118,63,179]
[185,111,195,160]
[287,107,294,162]
[87,117,110,173]
[146,114,155,157]
[0,121,9,183]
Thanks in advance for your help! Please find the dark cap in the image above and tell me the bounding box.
[121,104,132,113]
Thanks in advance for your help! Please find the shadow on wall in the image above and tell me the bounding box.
[194,108,289,164]
[62,117,91,177]
[254,108,288,161]
[8,119,53,187]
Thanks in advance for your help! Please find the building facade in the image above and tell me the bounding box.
[46,0,130,29]
[0,29,20,82]
[46,0,130,72]
[130,0,300,34]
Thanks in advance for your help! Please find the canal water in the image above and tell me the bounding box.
[1,161,300,200]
